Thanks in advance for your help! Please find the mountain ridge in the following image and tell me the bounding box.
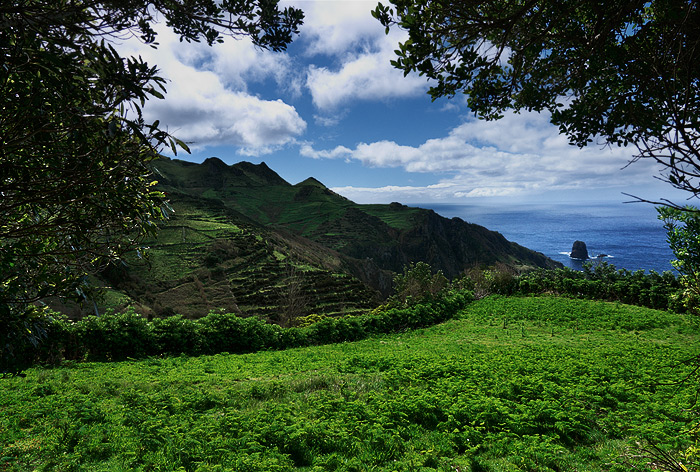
[53,157,561,322]
[156,157,561,278]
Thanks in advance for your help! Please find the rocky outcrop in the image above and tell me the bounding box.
[570,240,589,260]
[312,206,562,279]
[393,210,562,276]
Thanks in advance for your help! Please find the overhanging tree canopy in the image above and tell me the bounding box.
[0,0,303,373]
[373,0,700,199]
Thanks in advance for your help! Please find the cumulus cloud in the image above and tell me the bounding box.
[143,60,306,153]
[307,110,657,201]
[113,21,306,154]
[300,143,353,159]
[295,0,428,110]
[306,46,427,110]
[173,32,303,97]
[293,0,385,56]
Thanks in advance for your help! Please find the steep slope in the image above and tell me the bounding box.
[154,158,562,281]
[55,189,384,321]
[326,203,556,275]
[53,157,561,321]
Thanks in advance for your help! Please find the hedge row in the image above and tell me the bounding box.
[463,263,682,312]
[516,265,682,311]
[21,291,472,366]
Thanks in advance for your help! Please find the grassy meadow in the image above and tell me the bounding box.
[2,295,699,471]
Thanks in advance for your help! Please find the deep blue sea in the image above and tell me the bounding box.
[421,202,676,273]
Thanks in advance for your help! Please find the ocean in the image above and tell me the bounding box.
[422,202,676,274]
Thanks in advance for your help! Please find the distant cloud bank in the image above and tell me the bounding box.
[307,111,657,201]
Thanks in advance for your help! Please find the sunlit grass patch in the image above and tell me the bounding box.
[1,296,698,471]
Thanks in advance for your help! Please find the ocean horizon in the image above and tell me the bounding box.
[420,201,676,274]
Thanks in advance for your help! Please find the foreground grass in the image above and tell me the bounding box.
[2,296,699,471]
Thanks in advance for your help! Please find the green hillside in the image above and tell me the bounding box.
[3,296,698,471]
[154,157,560,278]
[86,191,383,322]
[52,157,563,322]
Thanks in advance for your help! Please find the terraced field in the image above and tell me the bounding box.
[93,192,380,322]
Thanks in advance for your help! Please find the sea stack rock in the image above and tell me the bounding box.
[570,240,589,260]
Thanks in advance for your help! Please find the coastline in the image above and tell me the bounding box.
[418,202,675,273]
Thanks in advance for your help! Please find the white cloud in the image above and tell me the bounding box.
[113,21,306,154]
[308,110,659,201]
[300,143,353,159]
[140,20,301,94]
[190,35,303,97]
[313,114,343,127]
[292,0,428,110]
[306,45,427,109]
[291,0,387,56]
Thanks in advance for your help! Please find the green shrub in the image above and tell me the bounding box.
[293,312,328,328]
[516,263,681,311]
[71,310,155,360]
[0,306,59,376]
[659,206,700,314]
[391,261,448,305]
[276,326,308,349]
[464,263,519,299]
[151,315,202,355]
[197,312,278,354]
[305,316,368,344]
[305,317,343,345]
[33,313,72,365]
[22,283,472,367]
[332,317,366,342]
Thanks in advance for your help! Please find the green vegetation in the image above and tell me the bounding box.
[15,262,692,368]
[1,0,303,376]
[660,206,700,314]
[5,2,699,469]
[59,158,568,325]
[155,158,561,283]
[2,296,698,471]
[89,192,381,322]
[14,290,471,365]
[362,203,424,230]
[507,262,682,312]
[391,261,449,306]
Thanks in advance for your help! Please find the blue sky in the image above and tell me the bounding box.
[119,0,686,206]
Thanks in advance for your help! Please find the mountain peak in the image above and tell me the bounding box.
[295,177,327,188]
[231,161,289,187]
[202,157,228,170]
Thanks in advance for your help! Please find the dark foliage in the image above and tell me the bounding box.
[15,291,473,366]
[503,262,682,311]
[374,0,700,199]
[0,0,303,374]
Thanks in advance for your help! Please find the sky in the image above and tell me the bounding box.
[117,0,688,206]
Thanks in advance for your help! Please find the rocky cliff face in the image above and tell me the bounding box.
[397,210,559,276]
